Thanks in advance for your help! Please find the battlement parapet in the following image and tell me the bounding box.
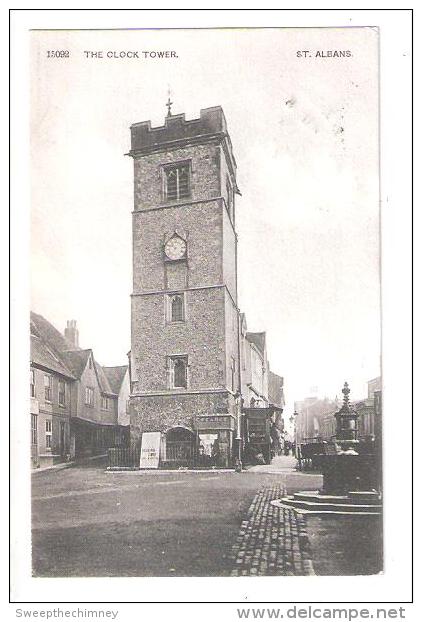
[129,106,237,178]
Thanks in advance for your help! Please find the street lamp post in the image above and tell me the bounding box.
[234,391,242,472]
[293,410,300,467]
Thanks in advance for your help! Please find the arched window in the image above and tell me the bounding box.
[173,358,187,388]
[171,295,184,322]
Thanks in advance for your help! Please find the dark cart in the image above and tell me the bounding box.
[243,407,273,464]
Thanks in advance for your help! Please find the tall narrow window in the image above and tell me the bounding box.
[101,396,109,410]
[58,380,66,406]
[45,419,52,449]
[31,414,38,446]
[44,374,52,402]
[85,387,94,407]
[164,163,190,201]
[30,369,35,397]
[171,295,184,322]
[174,358,187,388]
[168,356,188,389]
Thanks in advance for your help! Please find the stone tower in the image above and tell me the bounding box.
[128,106,240,467]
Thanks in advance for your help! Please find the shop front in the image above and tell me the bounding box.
[196,413,236,468]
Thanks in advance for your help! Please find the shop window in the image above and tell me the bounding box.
[198,433,219,467]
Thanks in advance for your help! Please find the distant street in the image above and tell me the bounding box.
[32,458,321,577]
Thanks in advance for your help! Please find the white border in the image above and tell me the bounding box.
[8,7,413,613]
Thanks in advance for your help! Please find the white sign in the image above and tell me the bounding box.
[139,432,161,469]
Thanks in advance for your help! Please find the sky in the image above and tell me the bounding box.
[30,27,380,417]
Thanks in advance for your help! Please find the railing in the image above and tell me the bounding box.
[166,440,194,466]
[107,445,140,470]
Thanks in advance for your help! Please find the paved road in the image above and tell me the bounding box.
[32,460,321,577]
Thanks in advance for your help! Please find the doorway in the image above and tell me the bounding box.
[165,426,195,467]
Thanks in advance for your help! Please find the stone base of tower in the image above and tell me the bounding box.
[130,391,238,468]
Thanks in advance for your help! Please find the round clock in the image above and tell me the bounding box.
[164,236,186,260]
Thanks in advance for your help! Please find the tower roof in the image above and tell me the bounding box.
[128,106,239,192]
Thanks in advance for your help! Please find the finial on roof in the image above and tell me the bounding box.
[166,87,173,117]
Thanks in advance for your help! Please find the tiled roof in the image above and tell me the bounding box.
[246,332,266,356]
[102,366,128,394]
[94,362,116,396]
[30,311,121,397]
[30,334,75,378]
[61,349,91,379]
[30,311,78,355]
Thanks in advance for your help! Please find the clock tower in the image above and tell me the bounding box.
[128,106,241,467]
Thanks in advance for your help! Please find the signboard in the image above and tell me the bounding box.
[139,432,161,469]
[196,414,235,431]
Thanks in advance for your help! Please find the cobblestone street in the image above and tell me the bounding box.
[32,460,321,577]
[230,484,314,576]
[32,459,381,577]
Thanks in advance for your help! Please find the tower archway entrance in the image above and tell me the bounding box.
[165,426,195,467]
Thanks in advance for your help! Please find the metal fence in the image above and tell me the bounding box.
[107,445,140,470]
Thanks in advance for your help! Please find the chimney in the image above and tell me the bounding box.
[64,319,79,348]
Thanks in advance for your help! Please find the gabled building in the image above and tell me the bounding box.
[268,370,285,411]
[30,312,129,467]
[243,332,269,408]
[30,318,75,468]
[103,366,131,427]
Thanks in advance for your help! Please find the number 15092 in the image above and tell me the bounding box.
[46,51,70,58]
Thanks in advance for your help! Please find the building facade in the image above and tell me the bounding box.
[294,377,382,446]
[128,106,286,468]
[128,107,241,467]
[30,312,129,467]
[30,321,75,468]
[103,365,131,427]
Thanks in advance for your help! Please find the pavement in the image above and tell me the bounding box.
[32,457,321,577]
[31,456,382,577]
[246,454,298,473]
[32,454,108,474]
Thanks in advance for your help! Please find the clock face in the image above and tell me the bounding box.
[165,236,186,260]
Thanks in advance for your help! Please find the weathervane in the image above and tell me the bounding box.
[166,88,173,117]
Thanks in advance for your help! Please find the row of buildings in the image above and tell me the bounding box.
[294,376,382,448]
[30,313,130,468]
[30,309,285,469]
